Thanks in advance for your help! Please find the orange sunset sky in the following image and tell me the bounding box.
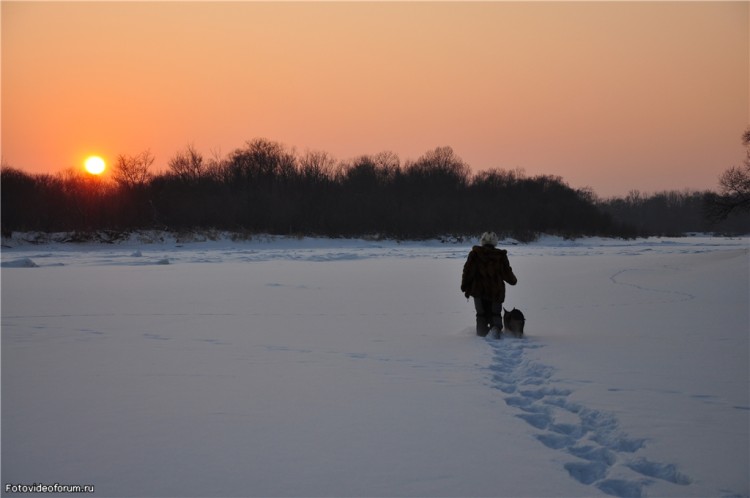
[2,1,748,198]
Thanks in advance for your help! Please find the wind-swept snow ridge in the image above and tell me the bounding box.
[1,257,39,268]
[488,338,692,498]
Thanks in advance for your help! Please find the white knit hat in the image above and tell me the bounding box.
[480,231,498,247]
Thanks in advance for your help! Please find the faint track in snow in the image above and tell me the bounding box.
[609,267,695,304]
[487,338,692,498]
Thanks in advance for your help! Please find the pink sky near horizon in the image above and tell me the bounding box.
[2,1,748,198]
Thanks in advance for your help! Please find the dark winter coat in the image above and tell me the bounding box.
[461,245,517,302]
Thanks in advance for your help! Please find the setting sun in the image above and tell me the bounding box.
[84,156,106,175]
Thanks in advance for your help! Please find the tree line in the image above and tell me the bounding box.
[598,189,749,236]
[599,128,750,236]
[2,137,748,240]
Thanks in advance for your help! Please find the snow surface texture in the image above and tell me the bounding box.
[2,234,748,497]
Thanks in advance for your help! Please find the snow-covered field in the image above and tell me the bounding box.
[2,234,748,497]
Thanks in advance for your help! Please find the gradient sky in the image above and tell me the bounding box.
[2,1,748,197]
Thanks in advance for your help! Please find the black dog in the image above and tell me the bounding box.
[503,308,525,337]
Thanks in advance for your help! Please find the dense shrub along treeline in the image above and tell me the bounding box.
[598,189,749,236]
[1,138,745,240]
[598,127,750,235]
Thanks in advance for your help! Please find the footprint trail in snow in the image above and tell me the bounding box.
[487,337,691,498]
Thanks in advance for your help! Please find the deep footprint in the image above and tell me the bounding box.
[596,478,644,498]
[567,444,617,466]
[626,458,691,485]
[564,461,608,485]
[516,412,551,430]
[535,433,575,450]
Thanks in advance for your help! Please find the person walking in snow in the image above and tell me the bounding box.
[461,231,518,337]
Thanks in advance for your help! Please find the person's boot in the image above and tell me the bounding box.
[489,326,502,339]
[491,314,504,339]
[476,318,489,337]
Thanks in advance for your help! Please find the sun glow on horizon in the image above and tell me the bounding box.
[84,156,106,175]
[4,2,746,196]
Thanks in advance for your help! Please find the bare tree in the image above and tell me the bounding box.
[372,151,401,174]
[168,144,205,182]
[113,149,155,189]
[407,146,470,189]
[226,138,296,185]
[299,150,336,183]
[707,128,750,220]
